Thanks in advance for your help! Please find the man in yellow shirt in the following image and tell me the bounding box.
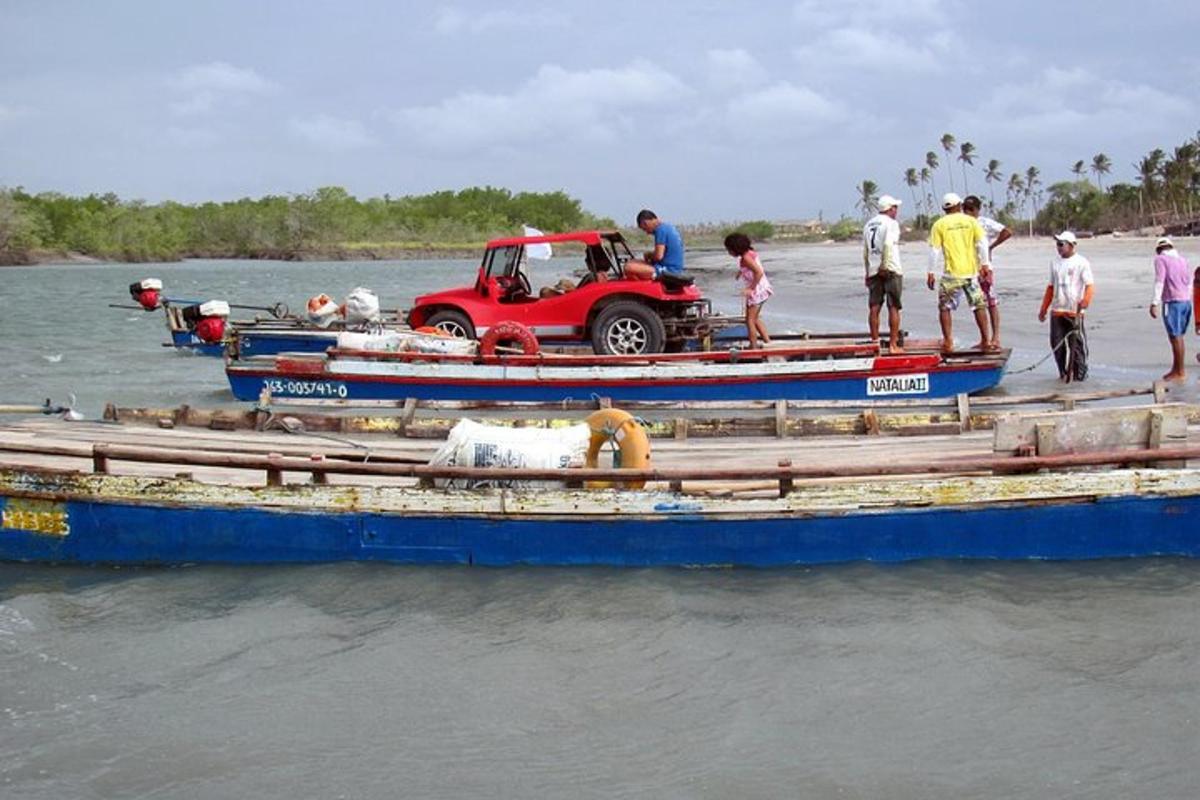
[926,192,993,352]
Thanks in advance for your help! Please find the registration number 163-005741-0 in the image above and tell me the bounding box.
[263,379,349,398]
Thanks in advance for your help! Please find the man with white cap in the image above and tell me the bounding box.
[863,194,904,353]
[1149,236,1192,381]
[927,192,992,352]
[1038,231,1094,382]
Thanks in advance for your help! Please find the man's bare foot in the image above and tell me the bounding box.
[940,339,955,354]
[1163,371,1186,382]
[989,339,1002,350]
[971,341,991,352]
[888,343,905,354]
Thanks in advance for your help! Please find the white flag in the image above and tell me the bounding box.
[523,225,553,260]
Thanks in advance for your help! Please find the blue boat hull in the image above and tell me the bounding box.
[172,329,341,358]
[235,330,338,357]
[227,363,1006,403]
[2,491,1197,566]
[170,330,226,357]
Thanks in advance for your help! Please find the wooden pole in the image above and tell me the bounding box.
[82,442,1200,485]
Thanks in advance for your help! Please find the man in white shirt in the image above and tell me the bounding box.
[862,194,904,353]
[1038,231,1094,382]
[962,195,1012,348]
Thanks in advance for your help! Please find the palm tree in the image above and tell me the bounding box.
[1024,166,1041,235]
[1007,173,1025,222]
[940,133,957,192]
[904,168,921,215]
[925,151,940,200]
[1091,153,1112,190]
[984,159,1002,211]
[1135,151,1163,218]
[919,166,934,216]
[957,142,977,194]
[855,180,879,220]
[1071,160,1087,182]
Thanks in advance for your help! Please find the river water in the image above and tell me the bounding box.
[2,238,1200,797]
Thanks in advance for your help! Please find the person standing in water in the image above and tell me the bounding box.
[863,194,905,353]
[1149,236,1192,382]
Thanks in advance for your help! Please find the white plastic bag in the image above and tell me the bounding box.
[336,330,478,355]
[428,419,590,489]
[343,287,381,325]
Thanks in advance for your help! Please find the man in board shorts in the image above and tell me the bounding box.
[926,193,992,352]
[963,195,1012,348]
[1149,236,1193,381]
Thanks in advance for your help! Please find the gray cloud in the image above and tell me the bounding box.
[2,0,1199,221]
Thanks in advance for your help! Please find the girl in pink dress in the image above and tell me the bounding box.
[724,232,773,349]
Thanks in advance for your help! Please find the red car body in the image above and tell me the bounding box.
[406,230,708,354]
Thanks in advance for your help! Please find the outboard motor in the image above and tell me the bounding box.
[181,300,231,344]
[342,287,381,326]
[129,278,163,311]
[306,294,341,328]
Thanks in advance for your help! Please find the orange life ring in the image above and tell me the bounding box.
[479,320,540,357]
[584,408,650,490]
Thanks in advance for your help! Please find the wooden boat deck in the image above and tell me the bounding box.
[3,407,1198,498]
[0,416,996,492]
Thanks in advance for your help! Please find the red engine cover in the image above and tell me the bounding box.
[135,290,160,311]
[193,317,226,344]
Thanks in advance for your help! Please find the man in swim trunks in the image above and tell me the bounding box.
[927,192,992,352]
[1149,236,1192,381]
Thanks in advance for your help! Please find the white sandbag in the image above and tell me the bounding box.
[343,287,381,325]
[335,330,478,355]
[336,331,405,351]
[403,334,477,355]
[429,419,590,489]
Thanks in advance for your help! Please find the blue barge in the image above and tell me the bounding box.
[2,448,1198,566]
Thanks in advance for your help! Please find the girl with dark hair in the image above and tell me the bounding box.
[724,232,773,349]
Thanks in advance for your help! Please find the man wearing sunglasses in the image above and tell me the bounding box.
[1038,231,1094,382]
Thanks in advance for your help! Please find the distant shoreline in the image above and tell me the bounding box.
[7,232,1177,268]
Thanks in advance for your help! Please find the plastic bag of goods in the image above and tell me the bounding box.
[428,419,590,489]
[342,287,381,325]
[306,294,341,328]
[336,330,478,355]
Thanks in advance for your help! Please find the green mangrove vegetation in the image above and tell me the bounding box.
[0,185,617,265]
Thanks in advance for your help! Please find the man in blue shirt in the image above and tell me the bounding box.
[625,209,685,281]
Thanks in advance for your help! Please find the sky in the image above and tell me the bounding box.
[1,0,1198,223]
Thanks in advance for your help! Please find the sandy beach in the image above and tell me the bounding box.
[686,234,1200,402]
